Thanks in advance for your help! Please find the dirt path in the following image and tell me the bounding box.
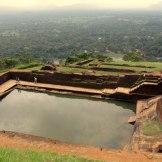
[0,80,103,95]
[0,80,16,94]
[0,131,160,162]
[19,80,103,95]
[0,80,132,96]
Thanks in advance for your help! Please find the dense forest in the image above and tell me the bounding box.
[0,10,162,59]
[0,54,41,71]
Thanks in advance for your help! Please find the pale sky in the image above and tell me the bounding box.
[0,0,161,10]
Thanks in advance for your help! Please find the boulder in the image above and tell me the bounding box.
[41,65,56,71]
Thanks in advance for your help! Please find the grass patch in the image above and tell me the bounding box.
[108,61,162,72]
[0,147,101,162]
[142,120,162,136]
[86,59,162,72]
[16,62,42,70]
[0,68,9,73]
[0,62,42,73]
[58,66,125,76]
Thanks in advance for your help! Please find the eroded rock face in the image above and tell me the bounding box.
[41,65,56,71]
[131,96,162,152]
[157,99,162,122]
[136,96,162,122]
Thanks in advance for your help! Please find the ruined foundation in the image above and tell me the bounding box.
[1,70,162,153]
[131,96,162,152]
[1,70,162,101]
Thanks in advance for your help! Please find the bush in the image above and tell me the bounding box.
[123,51,143,62]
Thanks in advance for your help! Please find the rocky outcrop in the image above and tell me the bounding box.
[130,75,162,96]
[41,65,57,71]
[131,96,162,152]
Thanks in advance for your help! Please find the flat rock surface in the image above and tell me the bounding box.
[0,80,132,96]
[0,80,16,94]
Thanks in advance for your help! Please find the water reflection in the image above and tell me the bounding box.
[0,89,135,149]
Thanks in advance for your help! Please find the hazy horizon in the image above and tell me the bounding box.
[0,0,162,12]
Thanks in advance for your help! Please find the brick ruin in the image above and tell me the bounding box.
[131,96,162,152]
[1,70,162,101]
[1,70,162,152]
[0,70,139,92]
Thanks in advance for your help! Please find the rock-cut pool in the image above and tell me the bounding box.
[0,89,135,149]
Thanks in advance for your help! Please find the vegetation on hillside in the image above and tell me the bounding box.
[123,50,144,62]
[65,53,113,65]
[0,54,41,72]
[0,11,162,59]
[1,51,162,76]
[60,52,162,75]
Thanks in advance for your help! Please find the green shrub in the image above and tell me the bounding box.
[142,120,162,136]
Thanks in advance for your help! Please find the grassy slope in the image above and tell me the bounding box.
[59,60,162,75]
[0,147,101,162]
[1,58,162,76]
[15,62,42,70]
[0,62,42,73]
[101,61,162,72]
[88,60,162,72]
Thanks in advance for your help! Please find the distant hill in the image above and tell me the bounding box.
[0,10,162,59]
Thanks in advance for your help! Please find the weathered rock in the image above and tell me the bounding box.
[131,96,162,152]
[41,65,56,71]
[128,116,136,125]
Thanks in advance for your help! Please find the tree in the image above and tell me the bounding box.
[123,51,143,62]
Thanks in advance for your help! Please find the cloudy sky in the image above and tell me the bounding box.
[0,0,161,10]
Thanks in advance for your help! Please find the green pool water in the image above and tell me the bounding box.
[0,89,135,149]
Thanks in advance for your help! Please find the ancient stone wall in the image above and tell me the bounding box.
[0,72,10,85]
[117,75,140,87]
[91,67,135,73]
[9,70,140,89]
[131,96,162,152]
[9,71,117,89]
[132,84,162,96]
[136,96,162,121]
